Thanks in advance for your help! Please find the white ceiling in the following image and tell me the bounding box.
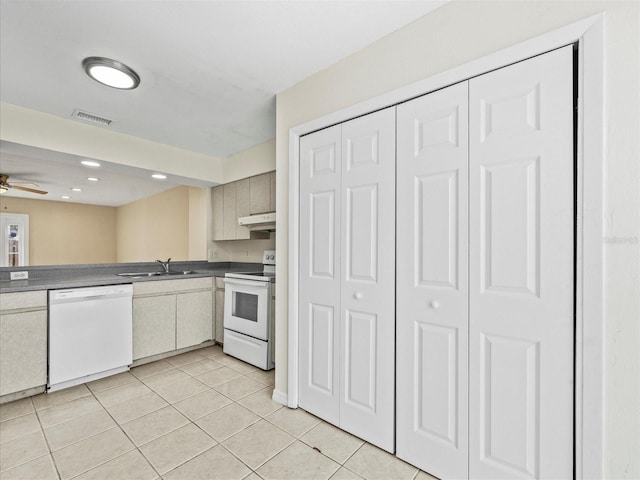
[0,0,447,205]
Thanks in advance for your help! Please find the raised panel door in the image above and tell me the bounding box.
[396,81,469,478]
[339,106,396,452]
[298,125,342,425]
[469,45,574,480]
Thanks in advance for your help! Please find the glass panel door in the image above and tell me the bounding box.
[0,213,29,267]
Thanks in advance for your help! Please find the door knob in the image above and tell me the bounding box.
[429,300,440,310]
[354,292,363,300]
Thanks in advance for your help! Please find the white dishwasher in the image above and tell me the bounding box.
[48,284,133,392]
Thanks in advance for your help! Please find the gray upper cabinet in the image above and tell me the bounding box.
[236,178,251,240]
[211,185,224,241]
[222,183,237,240]
[212,171,275,241]
[269,171,276,212]
[250,174,271,214]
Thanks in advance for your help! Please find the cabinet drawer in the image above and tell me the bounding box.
[133,277,213,296]
[0,291,47,312]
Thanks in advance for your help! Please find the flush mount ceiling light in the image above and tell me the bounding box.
[81,160,101,167]
[151,174,167,180]
[87,177,100,182]
[71,188,82,192]
[82,57,140,90]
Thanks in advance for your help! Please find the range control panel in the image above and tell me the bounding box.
[263,250,276,265]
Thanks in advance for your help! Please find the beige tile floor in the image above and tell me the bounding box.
[0,345,438,480]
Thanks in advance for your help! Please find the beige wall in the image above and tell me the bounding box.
[188,186,209,261]
[116,186,208,263]
[0,196,116,265]
[275,2,639,478]
[0,103,224,184]
[223,139,276,184]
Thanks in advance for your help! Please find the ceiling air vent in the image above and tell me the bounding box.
[71,109,112,126]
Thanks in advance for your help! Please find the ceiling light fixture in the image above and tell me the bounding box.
[82,57,140,90]
[61,195,71,199]
[71,188,82,192]
[81,160,101,167]
[151,174,167,180]
[87,177,100,182]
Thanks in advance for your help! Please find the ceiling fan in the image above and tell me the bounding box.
[0,174,48,195]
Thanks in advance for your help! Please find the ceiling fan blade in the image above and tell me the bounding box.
[10,184,48,195]
[10,181,40,188]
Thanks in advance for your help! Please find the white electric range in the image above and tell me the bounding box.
[223,250,275,370]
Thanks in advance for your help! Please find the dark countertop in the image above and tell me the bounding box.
[0,261,266,294]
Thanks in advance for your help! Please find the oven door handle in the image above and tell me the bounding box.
[224,278,270,289]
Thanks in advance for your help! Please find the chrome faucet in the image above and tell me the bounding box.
[156,258,171,273]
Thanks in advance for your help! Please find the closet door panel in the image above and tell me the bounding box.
[340,107,396,452]
[396,81,469,479]
[299,125,342,425]
[469,45,574,480]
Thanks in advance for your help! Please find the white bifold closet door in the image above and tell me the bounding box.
[396,45,574,480]
[299,107,396,452]
[396,81,470,480]
[468,46,574,480]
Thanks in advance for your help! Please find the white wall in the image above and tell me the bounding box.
[275,2,639,479]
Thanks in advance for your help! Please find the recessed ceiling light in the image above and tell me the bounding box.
[61,195,71,199]
[87,177,100,182]
[71,188,82,192]
[81,160,101,167]
[151,174,167,180]
[82,57,140,90]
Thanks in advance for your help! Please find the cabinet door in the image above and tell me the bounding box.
[211,185,224,241]
[133,295,176,360]
[0,310,47,396]
[177,290,213,349]
[298,124,342,426]
[250,174,271,214]
[339,106,396,452]
[215,289,225,344]
[223,183,237,240]
[269,171,276,212]
[468,46,574,480]
[396,81,469,478]
[236,178,251,239]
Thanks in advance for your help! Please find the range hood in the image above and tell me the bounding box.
[238,212,276,231]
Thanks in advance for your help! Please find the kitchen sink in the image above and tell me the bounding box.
[117,270,195,278]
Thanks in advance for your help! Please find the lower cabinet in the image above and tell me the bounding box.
[177,290,213,349]
[133,295,177,359]
[0,291,48,398]
[133,277,214,361]
[214,277,225,344]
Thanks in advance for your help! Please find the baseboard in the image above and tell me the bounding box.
[271,389,288,406]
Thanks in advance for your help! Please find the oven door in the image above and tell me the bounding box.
[223,278,270,341]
